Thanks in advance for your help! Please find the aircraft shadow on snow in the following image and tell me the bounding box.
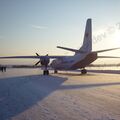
[0,74,120,120]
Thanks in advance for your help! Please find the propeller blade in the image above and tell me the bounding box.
[36,53,40,56]
[35,60,40,66]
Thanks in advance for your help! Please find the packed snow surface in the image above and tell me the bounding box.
[0,68,120,120]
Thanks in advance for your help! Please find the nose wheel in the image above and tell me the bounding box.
[81,69,87,74]
[43,70,49,75]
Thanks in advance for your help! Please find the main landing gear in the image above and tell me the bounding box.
[81,68,87,74]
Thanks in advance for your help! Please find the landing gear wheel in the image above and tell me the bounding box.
[46,70,49,75]
[81,69,87,74]
[54,70,58,74]
[43,70,49,75]
[43,70,46,75]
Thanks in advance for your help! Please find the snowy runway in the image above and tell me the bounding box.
[0,69,120,120]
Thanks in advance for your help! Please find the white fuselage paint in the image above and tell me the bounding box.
[50,52,97,70]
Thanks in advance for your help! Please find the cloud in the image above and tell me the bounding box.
[31,24,48,30]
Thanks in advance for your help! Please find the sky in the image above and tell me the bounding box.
[0,0,120,64]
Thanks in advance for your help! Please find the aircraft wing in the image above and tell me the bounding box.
[89,64,120,67]
[0,64,54,70]
[98,56,120,58]
[0,55,70,59]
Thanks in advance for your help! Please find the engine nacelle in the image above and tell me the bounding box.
[50,59,62,68]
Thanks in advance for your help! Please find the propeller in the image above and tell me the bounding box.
[35,53,41,66]
[34,53,49,66]
[35,60,41,66]
[36,53,39,56]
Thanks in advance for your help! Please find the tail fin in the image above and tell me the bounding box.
[57,19,92,54]
[79,19,92,53]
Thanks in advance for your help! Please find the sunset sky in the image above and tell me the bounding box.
[0,0,120,64]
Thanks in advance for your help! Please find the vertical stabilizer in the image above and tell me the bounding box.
[79,19,92,53]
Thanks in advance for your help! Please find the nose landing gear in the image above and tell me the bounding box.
[43,70,49,75]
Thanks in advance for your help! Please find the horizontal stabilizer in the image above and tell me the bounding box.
[57,46,85,53]
[94,47,120,53]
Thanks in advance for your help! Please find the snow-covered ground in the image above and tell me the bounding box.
[0,68,120,120]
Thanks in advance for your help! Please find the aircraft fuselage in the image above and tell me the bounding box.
[50,52,97,70]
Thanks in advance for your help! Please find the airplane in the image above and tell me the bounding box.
[0,18,120,75]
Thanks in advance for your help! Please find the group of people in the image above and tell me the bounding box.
[0,66,6,72]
